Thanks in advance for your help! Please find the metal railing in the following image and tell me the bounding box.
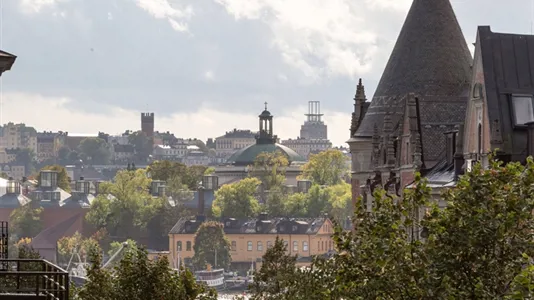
[0,259,70,300]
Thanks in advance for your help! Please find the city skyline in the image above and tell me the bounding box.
[0,0,532,146]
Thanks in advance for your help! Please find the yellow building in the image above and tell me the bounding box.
[168,214,335,270]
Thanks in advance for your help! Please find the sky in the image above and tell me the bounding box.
[0,0,533,146]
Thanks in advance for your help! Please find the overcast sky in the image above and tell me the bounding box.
[0,0,532,146]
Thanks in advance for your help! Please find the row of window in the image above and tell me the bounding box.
[177,239,333,253]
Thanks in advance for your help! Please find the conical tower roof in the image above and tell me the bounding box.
[354,0,472,165]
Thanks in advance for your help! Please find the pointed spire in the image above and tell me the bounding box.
[353,0,472,140]
[350,78,368,138]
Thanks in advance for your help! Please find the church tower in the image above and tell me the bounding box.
[348,0,472,204]
[257,102,277,144]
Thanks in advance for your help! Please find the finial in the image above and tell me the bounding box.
[264,101,268,110]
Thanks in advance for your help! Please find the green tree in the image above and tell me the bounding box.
[148,160,207,190]
[9,205,43,239]
[85,169,164,241]
[250,237,300,300]
[251,151,289,190]
[128,131,153,162]
[38,164,71,192]
[284,192,308,217]
[0,172,8,179]
[78,137,111,165]
[212,177,261,218]
[300,149,349,186]
[192,221,231,270]
[57,145,70,165]
[324,182,352,224]
[15,148,36,175]
[306,184,330,217]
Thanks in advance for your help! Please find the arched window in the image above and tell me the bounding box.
[477,123,482,159]
[177,241,182,252]
[257,241,263,251]
[303,241,309,252]
[186,241,191,251]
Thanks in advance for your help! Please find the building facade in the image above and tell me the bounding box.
[169,215,335,269]
[141,113,155,137]
[348,0,472,207]
[215,129,257,162]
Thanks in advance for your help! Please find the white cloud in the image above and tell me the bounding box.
[2,92,350,146]
[214,0,395,79]
[19,0,69,14]
[135,0,194,32]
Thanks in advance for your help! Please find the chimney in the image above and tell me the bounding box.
[197,187,205,217]
[454,124,465,179]
[444,131,458,165]
[527,122,534,158]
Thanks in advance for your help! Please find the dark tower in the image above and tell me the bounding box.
[350,79,369,138]
[353,0,472,166]
[257,102,277,144]
[141,113,155,137]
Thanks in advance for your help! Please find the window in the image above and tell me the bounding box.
[177,241,182,252]
[267,241,272,249]
[231,241,237,251]
[303,241,309,251]
[186,241,191,251]
[512,95,534,125]
[257,241,263,251]
[321,241,324,251]
[283,240,288,249]
[247,241,253,251]
[293,241,298,252]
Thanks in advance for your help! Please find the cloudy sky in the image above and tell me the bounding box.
[0,0,532,146]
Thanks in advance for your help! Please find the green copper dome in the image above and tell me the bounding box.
[227,143,305,166]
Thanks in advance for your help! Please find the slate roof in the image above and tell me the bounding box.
[475,26,534,157]
[227,143,305,166]
[169,216,327,235]
[354,0,472,163]
[31,214,80,249]
[0,49,16,73]
[0,178,31,208]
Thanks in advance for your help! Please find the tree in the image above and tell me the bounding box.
[192,221,231,270]
[148,160,206,190]
[250,237,300,300]
[324,182,352,224]
[57,146,70,165]
[128,131,153,162]
[284,193,308,217]
[300,149,349,186]
[212,177,261,218]
[251,151,289,190]
[10,205,43,239]
[78,137,111,165]
[85,169,165,241]
[57,232,100,265]
[15,148,36,175]
[38,165,71,192]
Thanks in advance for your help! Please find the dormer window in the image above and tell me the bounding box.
[40,171,57,188]
[512,95,534,126]
[6,178,19,194]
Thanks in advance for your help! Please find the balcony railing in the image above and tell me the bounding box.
[0,259,70,300]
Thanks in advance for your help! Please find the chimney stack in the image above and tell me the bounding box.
[197,187,205,217]
[454,124,465,179]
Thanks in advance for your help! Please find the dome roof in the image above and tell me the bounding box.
[227,143,306,166]
[259,110,272,117]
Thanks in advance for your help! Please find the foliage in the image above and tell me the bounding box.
[15,148,36,175]
[128,131,153,163]
[107,239,137,257]
[9,204,43,239]
[250,237,300,300]
[78,137,111,165]
[300,149,349,186]
[284,192,308,217]
[85,169,165,241]
[38,164,71,191]
[148,160,208,190]
[251,151,289,190]
[204,166,215,175]
[0,172,8,179]
[57,232,100,265]
[259,156,534,299]
[192,221,231,270]
[75,244,218,300]
[212,177,261,218]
